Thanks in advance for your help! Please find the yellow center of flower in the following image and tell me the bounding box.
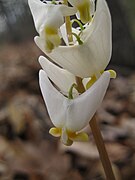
[49,127,89,146]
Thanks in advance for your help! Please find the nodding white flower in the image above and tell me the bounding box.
[28,0,77,52]
[68,0,95,23]
[39,70,111,145]
[35,0,112,78]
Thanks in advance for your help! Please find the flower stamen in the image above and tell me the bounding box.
[72,32,83,45]
[71,19,85,31]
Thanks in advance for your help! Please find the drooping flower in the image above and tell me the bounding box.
[68,0,95,23]
[39,70,111,145]
[28,0,77,52]
[35,0,112,78]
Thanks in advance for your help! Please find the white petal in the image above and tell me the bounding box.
[28,0,76,34]
[39,56,78,96]
[68,0,84,7]
[60,24,69,46]
[39,70,67,128]
[59,5,77,17]
[36,0,112,78]
[66,71,110,131]
[34,36,45,52]
[28,0,49,32]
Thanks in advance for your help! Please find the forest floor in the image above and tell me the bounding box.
[0,41,135,180]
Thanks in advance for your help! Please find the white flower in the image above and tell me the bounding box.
[28,0,77,52]
[68,0,95,23]
[39,70,111,145]
[35,0,112,78]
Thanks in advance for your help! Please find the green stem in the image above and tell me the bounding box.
[71,19,85,31]
[72,32,83,45]
[68,83,78,99]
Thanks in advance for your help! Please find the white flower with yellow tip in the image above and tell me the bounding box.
[35,0,112,78]
[68,0,95,23]
[28,0,77,52]
[39,65,114,145]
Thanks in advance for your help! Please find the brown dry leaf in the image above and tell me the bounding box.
[63,171,83,180]
[101,125,129,142]
[121,118,135,136]
[98,109,116,125]
[106,142,130,162]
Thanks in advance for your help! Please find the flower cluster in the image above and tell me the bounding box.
[28,0,116,145]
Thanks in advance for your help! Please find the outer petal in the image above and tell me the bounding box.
[35,0,112,78]
[66,71,110,131]
[39,56,78,96]
[39,70,67,128]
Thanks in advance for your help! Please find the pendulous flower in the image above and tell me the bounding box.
[39,70,111,145]
[28,0,77,52]
[35,0,112,78]
[68,0,95,23]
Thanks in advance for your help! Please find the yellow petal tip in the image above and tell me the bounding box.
[70,132,89,142]
[76,132,89,141]
[108,70,117,79]
[49,127,61,137]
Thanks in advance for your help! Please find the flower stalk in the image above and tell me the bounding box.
[63,0,85,93]
[90,115,115,180]
[63,0,73,44]
[63,1,115,179]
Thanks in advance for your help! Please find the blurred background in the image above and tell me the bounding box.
[0,0,135,179]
